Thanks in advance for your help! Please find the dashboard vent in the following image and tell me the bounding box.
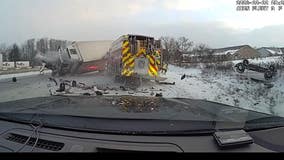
[5,133,64,151]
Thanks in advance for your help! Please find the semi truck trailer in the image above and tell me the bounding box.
[36,40,113,76]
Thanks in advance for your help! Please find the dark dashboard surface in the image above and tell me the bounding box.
[0,119,282,152]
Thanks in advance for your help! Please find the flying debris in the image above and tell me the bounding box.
[181,74,186,80]
[56,83,66,92]
[12,77,17,82]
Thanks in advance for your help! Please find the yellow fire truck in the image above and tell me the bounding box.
[106,34,166,83]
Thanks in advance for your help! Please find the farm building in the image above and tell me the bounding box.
[212,45,259,60]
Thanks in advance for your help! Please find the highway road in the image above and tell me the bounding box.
[0,71,129,103]
[0,73,52,103]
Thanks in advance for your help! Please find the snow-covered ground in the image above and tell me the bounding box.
[160,65,284,116]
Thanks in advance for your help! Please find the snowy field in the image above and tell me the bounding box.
[161,65,284,116]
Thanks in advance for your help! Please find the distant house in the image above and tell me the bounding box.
[257,47,284,57]
[212,45,259,60]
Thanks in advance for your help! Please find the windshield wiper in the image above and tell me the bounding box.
[245,116,284,131]
[0,112,42,125]
[0,112,242,136]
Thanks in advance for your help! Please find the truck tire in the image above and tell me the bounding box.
[235,63,245,73]
[264,71,273,80]
[243,59,249,67]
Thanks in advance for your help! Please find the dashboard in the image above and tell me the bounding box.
[0,120,283,152]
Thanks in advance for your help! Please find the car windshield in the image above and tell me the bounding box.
[0,0,284,133]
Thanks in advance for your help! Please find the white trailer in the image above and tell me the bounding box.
[2,62,15,69]
[16,61,30,68]
[67,41,113,74]
[69,41,113,62]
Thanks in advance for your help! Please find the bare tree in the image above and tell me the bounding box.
[9,44,21,67]
[160,36,169,62]
[192,43,211,56]
[160,36,178,63]
[176,37,193,54]
[190,43,212,63]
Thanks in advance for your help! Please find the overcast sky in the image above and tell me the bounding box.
[1,0,284,48]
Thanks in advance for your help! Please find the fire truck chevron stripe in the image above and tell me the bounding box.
[125,70,134,76]
[128,60,135,68]
[136,49,146,57]
[122,44,129,49]
[148,55,155,65]
[122,45,129,50]
[150,63,158,72]
[122,53,131,63]
[146,54,158,77]
[121,69,134,76]
[122,69,128,75]
[124,57,135,67]
[148,69,154,77]
[122,41,129,48]
[156,59,161,65]
[136,51,143,57]
[149,65,158,76]
[122,47,130,55]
